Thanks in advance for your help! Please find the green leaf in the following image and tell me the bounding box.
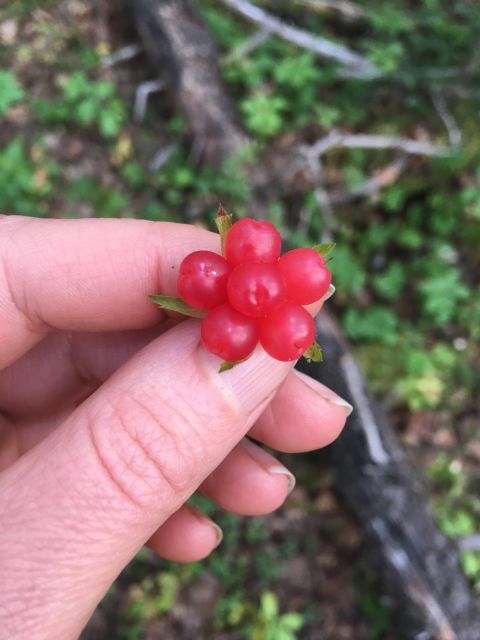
[303,341,323,363]
[311,243,336,259]
[260,591,278,620]
[0,71,25,116]
[219,361,242,373]
[215,205,233,257]
[149,295,206,318]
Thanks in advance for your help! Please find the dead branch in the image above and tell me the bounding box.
[307,130,452,159]
[223,27,271,63]
[432,93,462,148]
[295,0,366,19]
[220,0,380,78]
[260,0,366,20]
[100,43,142,69]
[329,157,407,204]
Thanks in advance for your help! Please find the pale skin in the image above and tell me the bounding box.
[0,215,350,639]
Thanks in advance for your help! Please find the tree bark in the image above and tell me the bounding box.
[128,0,247,165]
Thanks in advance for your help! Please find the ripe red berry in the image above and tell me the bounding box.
[259,302,315,361]
[277,248,331,305]
[201,303,259,361]
[227,262,286,317]
[177,250,231,310]
[225,218,281,267]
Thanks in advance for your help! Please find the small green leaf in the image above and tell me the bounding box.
[312,242,336,258]
[149,295,206,318]
[215,204,233,257]
[219,361,241,373]
[303,341,323,363]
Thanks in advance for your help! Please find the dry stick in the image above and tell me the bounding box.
[329,157,407,204]
[259,0,365,20]
[223,27,271,63]
[100,43,143,69]
[432,93,462,148]
[220,0,380,78]
[295,0,366,19]
[308,130,452,159]
[303,130,450,210]
[133,79,165,123]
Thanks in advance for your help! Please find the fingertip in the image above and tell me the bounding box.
[147,505,222,563]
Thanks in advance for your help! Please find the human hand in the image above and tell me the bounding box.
[0,216,351,639]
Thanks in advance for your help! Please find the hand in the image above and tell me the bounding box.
[0,215,351,639]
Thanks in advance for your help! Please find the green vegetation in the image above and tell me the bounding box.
[2,1,480,637]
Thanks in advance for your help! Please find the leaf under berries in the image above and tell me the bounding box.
[218,360,242,373]
[215,204,233,257]
[303,341,323,363]
[311,242,336,259]
[149,295,207,318]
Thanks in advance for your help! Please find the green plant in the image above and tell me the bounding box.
[33,71,127,138]
[0,70,25,116]
[248,591,304,640]
[241,91,287,138]
[0,136,58,216]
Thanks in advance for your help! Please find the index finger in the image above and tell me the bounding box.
[0,215,219,368]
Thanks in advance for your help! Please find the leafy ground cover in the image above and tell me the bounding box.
[1,1,480,637]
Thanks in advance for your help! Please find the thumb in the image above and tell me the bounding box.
[0,320,292,640]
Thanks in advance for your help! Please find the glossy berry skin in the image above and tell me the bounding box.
[177,251,231,310]
[277,248,331,304]
[225,218,281,267]
[201,303,259,361]
[227,262,286,318]
[259,302,315,361]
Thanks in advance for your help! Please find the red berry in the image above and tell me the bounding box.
[201,303,258,361]
[225,218,281,267]
[259,302,315,361]
[227,262,286,318]
[178,251,231,310]
[277,248,331,304]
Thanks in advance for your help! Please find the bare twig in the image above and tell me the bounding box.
[223,27,271,63]
[341,353,390,465]
[303,144,336,240]
[458,534,480,553]
[220,0,379,78]
[148,144,175,172]
[308,130,452,159]
[133,79,164,123]
[100,43,142,69]
[329,157,407,204]
[295,0,366,19]
[432,93,462,148]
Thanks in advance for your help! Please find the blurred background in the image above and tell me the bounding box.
[1,1,480,638]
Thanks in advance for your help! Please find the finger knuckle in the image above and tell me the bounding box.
[85,390,203,512]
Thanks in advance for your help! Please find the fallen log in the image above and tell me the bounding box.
[127,0,246,165]
[298,312,480,639]
[128,1,480,637]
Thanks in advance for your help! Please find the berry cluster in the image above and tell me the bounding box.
[177,218,331,363]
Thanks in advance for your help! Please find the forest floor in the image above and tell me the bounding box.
[2,2,480,638]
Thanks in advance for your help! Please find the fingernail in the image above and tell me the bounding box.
[322,284,335,302]
[211,522,223,548]
[242,438,296,495]
[189,505,223,547]
[268,466,296,494]
[197,343,292,415]
[293,370,354,416]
